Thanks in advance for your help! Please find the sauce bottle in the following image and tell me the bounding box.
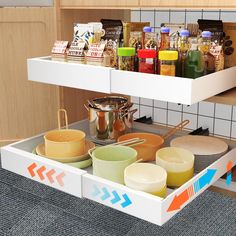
[199,31,212,74]
[184,38,204,79]
[178,30,190,77]
[159,27,170,50]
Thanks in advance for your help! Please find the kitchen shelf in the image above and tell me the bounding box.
[27,57,236,105]
[1,120,236,226]
[58,0,236,9]
[206,87,236,106]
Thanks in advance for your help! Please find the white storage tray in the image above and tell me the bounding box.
[1,120,236,225]
[27,56,236,105]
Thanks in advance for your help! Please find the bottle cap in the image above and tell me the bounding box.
[159,50,178,60]
[180,29,190,37]
[138,49,157,58]
[202,31,212,38]
[161,27,170,34]
[143,26,152,33]
[117,47,136,56]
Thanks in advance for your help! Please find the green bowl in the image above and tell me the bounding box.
[91,145,137,184]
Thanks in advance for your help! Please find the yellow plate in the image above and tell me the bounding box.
[32,149,92,169]
[35,139,95,163]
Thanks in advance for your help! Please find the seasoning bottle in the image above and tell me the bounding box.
[143,26,158,50]
[184,38,204,79]
[159,50,178,76]
[159,27,170,50]
[129,31,142,72]
[199,31,212,74]
[117,47,135,71]
[178,30,190,77]
[138,49,157,74]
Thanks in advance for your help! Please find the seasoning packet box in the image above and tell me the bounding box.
[67,41,86,64]
[73,23,94,46]
[86,40,111,67]
[51,40,69,61]
[123,22,150,47]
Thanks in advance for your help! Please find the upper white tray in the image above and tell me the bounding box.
[27,57,236,105]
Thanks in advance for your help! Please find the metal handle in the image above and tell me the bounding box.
[57,109,69,130]
[162,119,190,140]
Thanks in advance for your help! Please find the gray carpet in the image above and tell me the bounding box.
[0,157,236,236]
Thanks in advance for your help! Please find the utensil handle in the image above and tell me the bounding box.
[162,119,190,140]
[84,104,89,111]
[89,138,146,155]
[57,109,69,130]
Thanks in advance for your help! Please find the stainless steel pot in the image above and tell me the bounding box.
[85,96,137,141]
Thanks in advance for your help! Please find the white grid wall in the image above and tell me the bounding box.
[131,9,236,140]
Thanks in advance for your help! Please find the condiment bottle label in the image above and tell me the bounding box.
[87,41,106,58]
[67,42,86,57]
[51,41,69,54]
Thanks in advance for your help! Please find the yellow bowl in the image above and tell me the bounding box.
[124,163,167,198]
[44,129,85,157]
[156,147,194,188]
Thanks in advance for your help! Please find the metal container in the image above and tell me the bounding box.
[85,96,137,141]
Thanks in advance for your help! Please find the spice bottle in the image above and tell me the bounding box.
[118,47,135,71]
[138,49,157,74]
[159,50,178,76]
[199,31,212,74]
[184,38,204,79]
[143,27,158,50]
[178,30,190,77]
[159,27,170,50]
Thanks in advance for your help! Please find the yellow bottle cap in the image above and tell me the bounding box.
[159,50,178,60]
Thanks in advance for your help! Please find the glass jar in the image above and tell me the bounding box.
[143,26,158,50]
[159,50,178,76]
[118,47,135,71]
[138,49,157,74]
[159,27,170,50]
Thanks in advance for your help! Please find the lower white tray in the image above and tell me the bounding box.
[1,120,236,225]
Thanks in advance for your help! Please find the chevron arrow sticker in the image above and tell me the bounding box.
[101,187,111,201]
[91,185,132,208]
[121,194,132,208]
[92,185,101,197]
[28,163,37,177]
[27,163,66,187]
[111,191,121,204]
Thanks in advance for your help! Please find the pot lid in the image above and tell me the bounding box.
[89,96,129,111]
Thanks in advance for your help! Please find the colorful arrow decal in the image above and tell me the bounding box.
[226,161,233,186]
[27,163,65,187]
[194,169,217,194]
[167,169,217,212]
[92,185,132,208]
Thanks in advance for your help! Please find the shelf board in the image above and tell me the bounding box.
[206,87,236,106]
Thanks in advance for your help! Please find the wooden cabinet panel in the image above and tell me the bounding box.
[60,0,139,8]
[140,0,236,8]
[0,8,59,143]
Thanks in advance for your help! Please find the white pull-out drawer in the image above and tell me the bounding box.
[1,120,236,225]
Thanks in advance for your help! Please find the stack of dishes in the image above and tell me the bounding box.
[33,139,94,168]
[33,109,94,169]
[170,135,228,172]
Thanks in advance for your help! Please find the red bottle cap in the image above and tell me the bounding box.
[138,49,157,58]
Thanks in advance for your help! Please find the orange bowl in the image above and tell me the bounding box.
[118,132,164,161]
